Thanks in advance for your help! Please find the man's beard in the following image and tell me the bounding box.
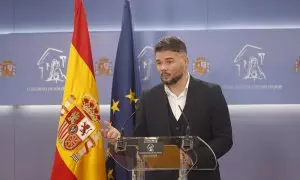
[160,73,183,85]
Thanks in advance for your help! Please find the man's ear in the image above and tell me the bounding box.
[185,56,189,65]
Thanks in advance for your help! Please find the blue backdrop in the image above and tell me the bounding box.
[0,29,299,105]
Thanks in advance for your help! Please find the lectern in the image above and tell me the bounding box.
[108,136,218,180]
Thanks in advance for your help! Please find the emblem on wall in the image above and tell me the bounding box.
[138,46,154,81]
[234,44,266,81]
[37,48,67,83]
[193,57,210,75]
[95,57,113,76]
[0,60,16,77]
[296,57,300,72]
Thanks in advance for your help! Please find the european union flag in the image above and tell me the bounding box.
[106,0,141,179]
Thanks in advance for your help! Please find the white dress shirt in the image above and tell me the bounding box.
[164,73,190,121]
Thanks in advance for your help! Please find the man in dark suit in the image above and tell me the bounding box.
[102,36,233,180]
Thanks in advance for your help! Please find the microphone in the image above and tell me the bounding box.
[178,105,190,136]
[120,110,138,138]
[178,105,193,151]
[115,102,140,152]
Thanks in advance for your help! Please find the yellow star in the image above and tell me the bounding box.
[107,169,114,180]
[125,89,139,104]
[111,99,120,114]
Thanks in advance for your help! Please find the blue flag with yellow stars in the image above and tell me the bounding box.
[106,0,142,179]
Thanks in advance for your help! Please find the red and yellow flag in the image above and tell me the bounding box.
[50,0,106,179]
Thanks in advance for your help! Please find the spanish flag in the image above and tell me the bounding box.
[50,0,106,179]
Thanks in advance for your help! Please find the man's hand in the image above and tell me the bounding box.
[101,120,121,145]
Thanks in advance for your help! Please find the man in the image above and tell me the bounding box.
[102,36,233,180]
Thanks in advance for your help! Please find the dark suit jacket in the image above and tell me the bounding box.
[134,76,233,180]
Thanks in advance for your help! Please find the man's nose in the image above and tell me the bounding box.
[160,63,167,71]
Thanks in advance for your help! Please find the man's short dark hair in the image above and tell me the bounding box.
[154,36,187,54]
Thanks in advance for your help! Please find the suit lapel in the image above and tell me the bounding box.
[183,76,197,128]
